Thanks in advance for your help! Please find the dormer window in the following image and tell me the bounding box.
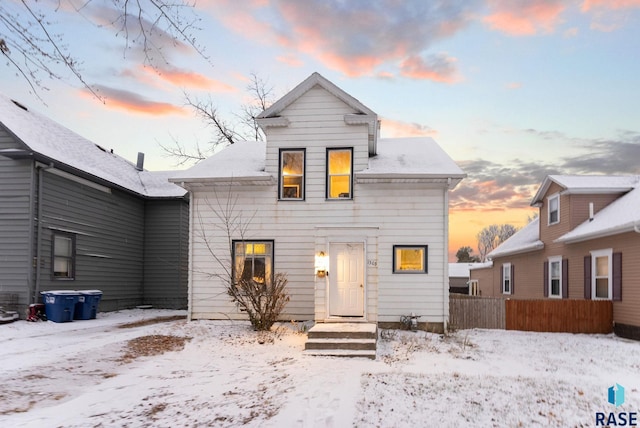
[279,149,305,200]
[327,148,353,199]
[548,194,559,225]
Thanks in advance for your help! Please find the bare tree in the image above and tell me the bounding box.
[476,224,518,262]
[195,183,289,331]
[162,73,275,166]
[1,0,207,100]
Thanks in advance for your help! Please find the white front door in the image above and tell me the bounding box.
[329,243,364,317]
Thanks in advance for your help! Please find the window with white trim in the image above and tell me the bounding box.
[591,249,612,299]
[279,149,305,200]
[548,194,559,225]
[52,232,76,279]
[502,263,511,294]
[548,256,562,298]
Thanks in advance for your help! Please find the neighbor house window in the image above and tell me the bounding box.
[279,149,305,200]
[233,241,274,285]
[591,249,612,299]
[52,232,76,279]
[327,148,353,199]
[548,194,559,225]
[393,245,427,273]
[502,263,511,294]
[548,256,562,298]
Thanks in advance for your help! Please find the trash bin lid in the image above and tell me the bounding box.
[79,290,103,295]
[40,290,81,295]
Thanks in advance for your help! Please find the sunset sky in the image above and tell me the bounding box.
[2,0,640,261]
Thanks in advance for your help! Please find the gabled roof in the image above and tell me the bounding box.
[256,72,379,155]
[0,94,185,198]
[531,175,635,206]
[256,72,376,119]
[489,174,640,257]
[487,217,544,259]
[556,180,640,243]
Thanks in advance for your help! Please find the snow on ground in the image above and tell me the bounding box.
[1,309,639,427]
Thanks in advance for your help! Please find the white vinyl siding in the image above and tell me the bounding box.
[187,86,450,325]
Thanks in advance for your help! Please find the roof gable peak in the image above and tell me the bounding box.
[256,72,376,119]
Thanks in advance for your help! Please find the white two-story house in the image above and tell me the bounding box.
[171,72,465,332]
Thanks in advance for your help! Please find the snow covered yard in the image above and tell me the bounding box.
[1,310,639,427]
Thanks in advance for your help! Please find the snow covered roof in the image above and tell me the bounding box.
[449,263,487,278]
[256,72,376,120]
[556,180,640,243]
[357,138,465,187]
[170,138,465,187]
[531,175,636,206]
[487,218,544,259]
[0,94,185,198]
[169,140,272,185]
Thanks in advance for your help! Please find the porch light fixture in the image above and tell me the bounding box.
[315,251,329,278]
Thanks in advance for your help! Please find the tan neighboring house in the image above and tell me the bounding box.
[471,175,640,340]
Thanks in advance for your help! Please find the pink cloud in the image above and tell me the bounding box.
[87,85,186,115]
[582,0,640,11]
[202,1,473,79]
[276,54,304,67]
[483,0,566,36]
[399,54,460,83]
[149,66,236,92]
[505,82,522,90]
[380,118,438,138]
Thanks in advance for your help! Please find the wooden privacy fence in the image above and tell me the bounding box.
[449,295,613,334]
[449,294,505,330]
[505,299,613,334]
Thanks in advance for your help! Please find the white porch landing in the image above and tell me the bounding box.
[303,323,377,359]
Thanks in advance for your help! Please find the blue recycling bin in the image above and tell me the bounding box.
[41,290,81,323]
[74,290,103,320]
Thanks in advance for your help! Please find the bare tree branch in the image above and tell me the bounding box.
[0,0,209,99]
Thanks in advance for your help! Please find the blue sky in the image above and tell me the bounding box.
[2,0,640,257]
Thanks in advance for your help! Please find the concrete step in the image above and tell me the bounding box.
[305,338,376,351]
[304,323,377,359]
[307,323,377,340]
[303,349,377,359]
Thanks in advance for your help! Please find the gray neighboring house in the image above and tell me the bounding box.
[0,95,189,317]
[448,263,485,294]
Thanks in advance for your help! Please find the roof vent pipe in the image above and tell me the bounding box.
[589,202,594,222]
[136,152,145,171]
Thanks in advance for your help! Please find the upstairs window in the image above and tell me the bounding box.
[279,149,305,200]
[52,233,76,279]
[327,148,353,199]
[548,194,559,225]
